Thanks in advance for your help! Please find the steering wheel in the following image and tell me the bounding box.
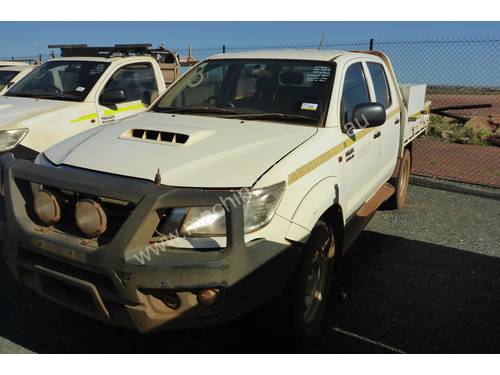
[187,70,204,88]
[46,85,62,94]
[206,95,236,109]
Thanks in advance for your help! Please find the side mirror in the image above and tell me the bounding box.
[351,102,386,129]
[141,90,159,106]
[100,88,126,106]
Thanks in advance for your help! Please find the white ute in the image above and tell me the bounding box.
[0,49,429,340]
[0,44,184,159]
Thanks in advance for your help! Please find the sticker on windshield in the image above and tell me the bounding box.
[301,103,318,111]
[75,86,86,92]
[89,64,107,75]
[305,66,332,82]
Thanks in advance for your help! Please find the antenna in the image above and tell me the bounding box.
[154,169,161,185]
[318,33,325,50]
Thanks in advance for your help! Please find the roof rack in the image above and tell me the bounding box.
[48,43,160,58]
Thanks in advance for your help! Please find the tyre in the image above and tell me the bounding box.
[387,148,411,209]
[282,219,337,342]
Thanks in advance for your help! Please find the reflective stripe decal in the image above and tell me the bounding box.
[288,128,375,185]
[386,107,400,120]
[70,113,98,123]
[103,103,145,116]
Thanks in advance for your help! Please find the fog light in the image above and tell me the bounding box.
[197,288,219,306]
[34,189,61,225]
[75,199,107,237]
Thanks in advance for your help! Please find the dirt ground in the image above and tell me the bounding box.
[412,137,500,188]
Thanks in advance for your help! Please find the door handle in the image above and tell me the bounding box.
[395,118,400,125]
[373,131,381,139]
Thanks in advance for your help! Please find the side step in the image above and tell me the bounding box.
[356,183,395,217]
[342,183,395,253]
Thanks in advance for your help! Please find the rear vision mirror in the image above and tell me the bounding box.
[100,88,126,106]
[351,102,386,129]
[279,71,304,86]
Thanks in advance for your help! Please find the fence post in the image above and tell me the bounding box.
[222,45,226,54]
[369,38,374,51]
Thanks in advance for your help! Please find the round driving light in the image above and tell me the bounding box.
[33,189,61,225]
[75,199,107,237]
[197,288,219,306]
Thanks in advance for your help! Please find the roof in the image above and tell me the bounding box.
[0,61,30,66]
[0,65,33,72]
[208,49,358,61]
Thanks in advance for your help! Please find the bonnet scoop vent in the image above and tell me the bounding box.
[121,129,190,145]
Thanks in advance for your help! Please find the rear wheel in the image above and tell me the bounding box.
[284,219,336,342]
[387,148,411,209]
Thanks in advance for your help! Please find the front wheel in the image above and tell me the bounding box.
[285,219,336,341]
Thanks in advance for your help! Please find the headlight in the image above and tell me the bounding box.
[180,182,285,236]
[0,128,28,151]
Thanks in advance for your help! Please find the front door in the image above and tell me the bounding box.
[96,62,158,124]
[339,61,382,217]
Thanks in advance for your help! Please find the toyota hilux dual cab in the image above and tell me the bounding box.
[0,49,429,340]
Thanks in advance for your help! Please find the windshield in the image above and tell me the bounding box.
[6,60,110,101]
[0,70,19,90]
[153,59,335,126]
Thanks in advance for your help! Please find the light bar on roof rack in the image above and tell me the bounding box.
[48,43,159,58]
[114,44,152,49]
[48,44,88,49]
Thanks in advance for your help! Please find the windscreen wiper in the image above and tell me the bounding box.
[6,92,79,101]
[222,112,317,123]
[153,106,238,115]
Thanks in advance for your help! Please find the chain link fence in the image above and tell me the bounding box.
[175,37,500,188]
[2,37,500,187]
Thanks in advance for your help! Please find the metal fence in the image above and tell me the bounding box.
[2,37,500,188]
[172,37,500,188]
[173,37,500,113]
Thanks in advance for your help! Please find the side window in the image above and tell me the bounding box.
[101,63,158,105]
[340,63,370,126]
[367,62,392,109]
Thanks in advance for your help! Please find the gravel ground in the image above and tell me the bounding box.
[0,184,499,353]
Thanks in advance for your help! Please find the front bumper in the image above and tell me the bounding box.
[0,154,300,332]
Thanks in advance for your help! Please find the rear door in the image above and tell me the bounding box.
[339,60,382,216]
[96,62,159,124]
[365,60,401,184]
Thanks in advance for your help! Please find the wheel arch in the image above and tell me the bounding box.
[285,177,344,246]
